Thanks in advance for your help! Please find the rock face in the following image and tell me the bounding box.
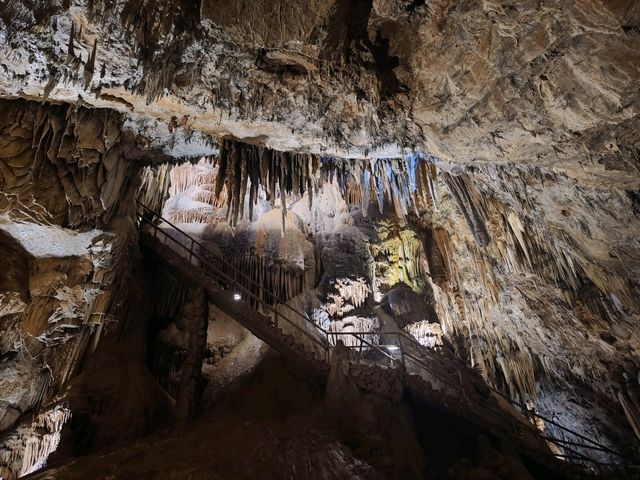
[0,216,134,477]
[0,99,131,227]
[416,159,640,455]
[1,1,638,165]
[0,98,176,477]
[0,0,639,478]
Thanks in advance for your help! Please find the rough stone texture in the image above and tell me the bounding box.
[175,287,208,421]
[0,98,183,477]
[134,142,640,463]
[0,99,131,227]
[0,0,639,477]
[416,160,640,455]
[0,215,146,478]
[326,342,425,479]
[1,1,638,166]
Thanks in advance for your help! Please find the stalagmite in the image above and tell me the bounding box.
[405,321,444,349]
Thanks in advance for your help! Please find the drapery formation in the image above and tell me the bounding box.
[0,99,133,227]
[217,246,311,306]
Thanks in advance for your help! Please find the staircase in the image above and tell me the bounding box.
[136,202,636,477]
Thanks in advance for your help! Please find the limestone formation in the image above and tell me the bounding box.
[1,0,639,478]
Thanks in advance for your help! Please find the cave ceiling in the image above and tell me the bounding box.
[0,0,637,183]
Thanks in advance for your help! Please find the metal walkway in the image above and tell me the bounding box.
[136,201,636,477]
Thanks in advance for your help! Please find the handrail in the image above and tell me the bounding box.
[137,201,326,334]
[327,332,396,364]
[136,202,400,367]
[135,201,638,473]
[397,334,637,463]
[138,215,327,352]
[375,322,632,460]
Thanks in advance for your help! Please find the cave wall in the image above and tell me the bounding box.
[0,216,132,477]
[414,158,640,455]
[0,99,135,227]
[135,139,640,455]
[0,98,193,478]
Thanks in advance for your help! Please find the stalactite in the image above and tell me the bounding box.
[324,277,371,318]
[318,154,441,219]
[443,172,490,246]
[167,208,218,224]
[159,144,442,233]
[170,163,196,195]
[373,218,428,291]
[160,157,231,223]
[415,158,438,211]
[212,139,320,230]
[153,341,187,399]
[422,227,452,288]
[328,316,380,348]
[218,246,309,307]
[153,273,191,319]
[620,389,640,441]
[138,164,172,214]
[17,406,71,477]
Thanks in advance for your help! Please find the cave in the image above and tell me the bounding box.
[1,1,640,479]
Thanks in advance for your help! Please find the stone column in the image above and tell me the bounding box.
[175,287,208,421]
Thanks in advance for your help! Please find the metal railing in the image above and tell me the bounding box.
[136,201,398,367]
[135,201,638,475]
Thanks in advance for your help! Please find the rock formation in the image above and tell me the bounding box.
[0,0,639,478]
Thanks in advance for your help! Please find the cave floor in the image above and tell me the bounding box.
[28,405,377,480]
